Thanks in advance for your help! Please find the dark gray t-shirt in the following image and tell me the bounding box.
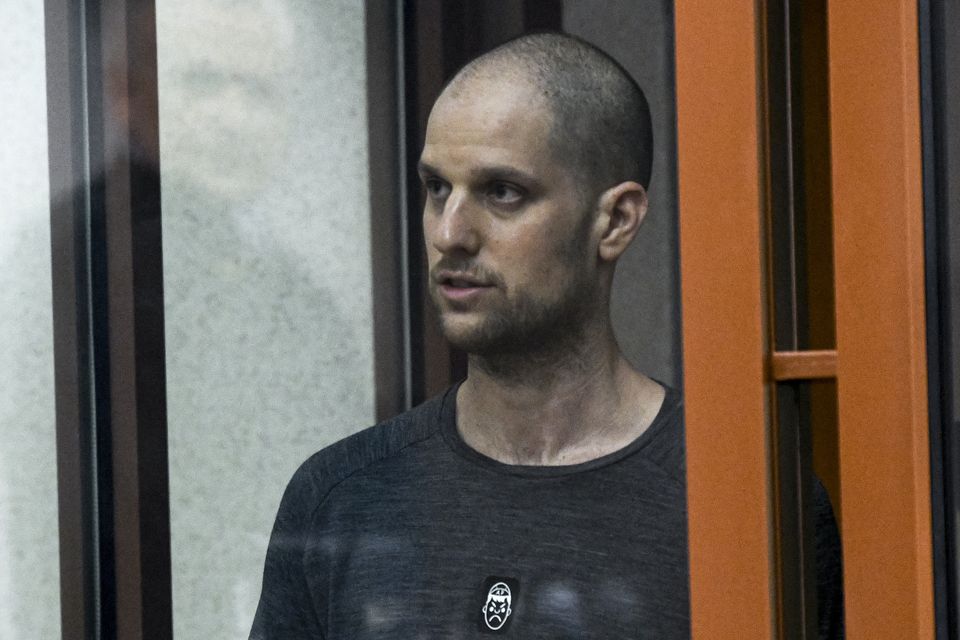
[250,386,842,639]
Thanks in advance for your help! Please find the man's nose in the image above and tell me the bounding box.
[430,190,481,255]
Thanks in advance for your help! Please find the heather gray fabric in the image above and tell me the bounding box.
[250,386,842,639]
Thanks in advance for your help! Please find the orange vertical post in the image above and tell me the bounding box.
[675,4,775,638]
[827,1,934,637]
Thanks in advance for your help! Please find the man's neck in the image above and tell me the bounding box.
[455,327,665,466]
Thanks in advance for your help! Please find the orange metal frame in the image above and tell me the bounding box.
[675,4,775,637]
[771,350,837,381]
[827,2,934,637]
[677,1,934,638]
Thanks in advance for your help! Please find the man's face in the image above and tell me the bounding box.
[418,75,600,355]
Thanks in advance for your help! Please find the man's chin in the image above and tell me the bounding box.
[438,317,505,354]
[436,305,561,356]
[439,327,490,354]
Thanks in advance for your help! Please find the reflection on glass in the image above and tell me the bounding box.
[0,3,61,638]
[157,1,375,637]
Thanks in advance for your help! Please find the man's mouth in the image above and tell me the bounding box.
[436,271,489,287]
[434,271,494,301]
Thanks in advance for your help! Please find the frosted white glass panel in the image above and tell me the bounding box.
[157,2,375,637]
[0,4,61,639]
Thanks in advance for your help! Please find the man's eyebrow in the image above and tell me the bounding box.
[416,161,538,184]
[416,160,439,176]
[471,165,538,184]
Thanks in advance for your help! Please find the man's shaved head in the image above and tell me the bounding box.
[443,32,653,197]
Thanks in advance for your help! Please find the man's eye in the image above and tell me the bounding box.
[488,182,523,205]
[424,178,449,199]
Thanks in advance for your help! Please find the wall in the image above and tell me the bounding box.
[0,3,60,638]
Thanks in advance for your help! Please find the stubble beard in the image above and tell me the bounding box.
[431,267,600,376]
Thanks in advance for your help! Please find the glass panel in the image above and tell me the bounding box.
[0,3,61,638]
[563,0,682,388]
[156,2,376,637]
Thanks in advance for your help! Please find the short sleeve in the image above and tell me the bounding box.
[249,461,325,640]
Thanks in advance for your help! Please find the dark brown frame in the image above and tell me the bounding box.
[919,0,960,636]
[45,0,100,635]
[366,0,410,420]
[46,0,172,638]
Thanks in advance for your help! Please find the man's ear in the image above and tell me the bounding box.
[594,181,649,262]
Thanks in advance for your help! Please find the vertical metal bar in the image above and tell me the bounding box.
[81,2,119,635]
[403,0,430,404]
[45,0,102,635]
[47,0,172,637]
[918,0,956,636]
[827,0,935,636]
[764,0,801,355]
[366,0,409,419]
[675,3,777,637]
[397,0,415,412]
[522,1,562,31]
[95,1,172,637]
[759,5,803,633]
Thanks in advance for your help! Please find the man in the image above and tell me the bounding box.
[251,32,842,639]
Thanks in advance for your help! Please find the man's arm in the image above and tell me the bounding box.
[815,478,844,640]
[249,462,325,640]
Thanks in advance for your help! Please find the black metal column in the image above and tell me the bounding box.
[45,0,171,637]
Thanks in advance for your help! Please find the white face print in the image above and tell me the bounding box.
[482,582,513,630]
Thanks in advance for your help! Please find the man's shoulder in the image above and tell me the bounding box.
[634,385,686,483]
[284,388,451,504]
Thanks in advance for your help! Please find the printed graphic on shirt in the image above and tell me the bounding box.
[479,576,519,633]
